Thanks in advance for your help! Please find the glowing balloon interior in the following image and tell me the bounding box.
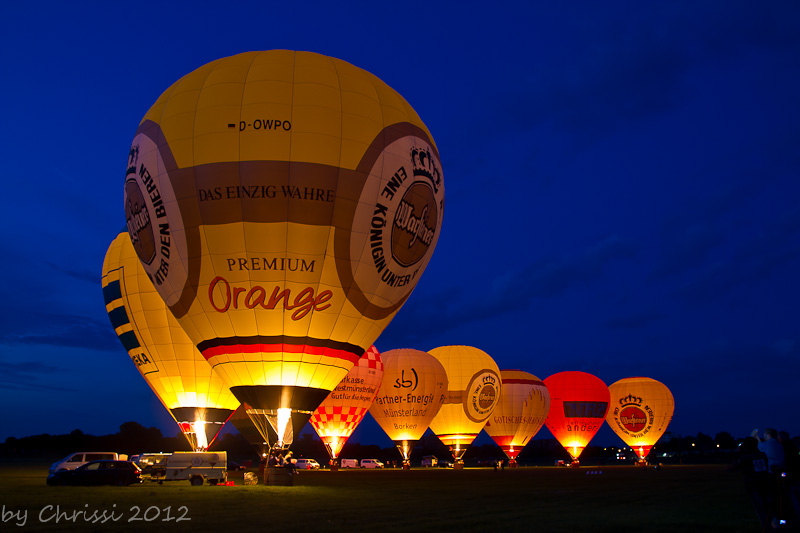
[123,50,444,450]
[544,371,609,463]
[484,370,550,463]
[369,348,448,465]
[310,346,383,463]
[101,232,239,450]
[428,346,501,463]
[607,377,674,461]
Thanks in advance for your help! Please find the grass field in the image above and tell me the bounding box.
[0,463,761,532]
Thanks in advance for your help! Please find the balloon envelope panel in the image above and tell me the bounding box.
[122,51,444,445]
[606,377,675,460]
[369,348,448,443]
[544,371,609,462]
[484,370,550,460]
[101,232,238,449]
[428,346,501,458]
[310,346,383,460]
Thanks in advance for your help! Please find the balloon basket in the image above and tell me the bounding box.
[453,463,464,470]
[403,464,411,471]
[266,467,293,486]
[330,465,339,472]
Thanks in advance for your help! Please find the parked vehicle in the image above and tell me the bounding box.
[134,453,171,478]
[49,452,128,474]
[341,459,359,468]
[294,459,320,470]
[360,459,384,469]
[421,456,438,467]
[47,460,141,486]
[140,451,227,485]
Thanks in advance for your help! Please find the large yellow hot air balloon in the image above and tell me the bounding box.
[607,377,674,463]
[369,348,448,467]
[123,51,444,450]
[428,346,501,465]
[310,345,383,465]
[484,370,550,465]
[102,232,239,450]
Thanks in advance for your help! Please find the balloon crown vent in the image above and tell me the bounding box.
[411,146,442,192]
[619,394,643,406]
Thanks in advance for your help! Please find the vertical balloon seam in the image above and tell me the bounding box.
[302,52,342,396]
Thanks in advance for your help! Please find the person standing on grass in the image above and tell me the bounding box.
[730,436,774,529]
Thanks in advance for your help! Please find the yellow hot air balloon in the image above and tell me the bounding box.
[310,345,383,465]
[484,370,550,465]
[607,377,675,463]
[102,232,239,450]
[123,51,444,451]
[428,346,501,465]
[368,348,448,467]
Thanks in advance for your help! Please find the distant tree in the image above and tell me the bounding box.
[714,431,736,450]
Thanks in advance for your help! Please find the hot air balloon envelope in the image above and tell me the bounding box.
[310,346,383,463]
[428,346,501,463]
[123,51,444,450]
[102,233,239,450]
[369,348,448,465]
[544,371,609,464]
[484,370,550,463]
[607,377,675,462]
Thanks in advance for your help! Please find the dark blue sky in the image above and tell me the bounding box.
[2,1,799,447]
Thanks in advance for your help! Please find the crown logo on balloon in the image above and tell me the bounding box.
[411,146,442,193]
[482,374,497,386]
[619,394,643,407]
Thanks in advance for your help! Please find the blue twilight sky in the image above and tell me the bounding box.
[1,1,799,447]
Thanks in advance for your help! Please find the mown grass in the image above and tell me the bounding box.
[0,463,759,532]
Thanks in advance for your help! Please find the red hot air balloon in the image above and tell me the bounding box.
[544,371,609,465]
[310,346,383,466]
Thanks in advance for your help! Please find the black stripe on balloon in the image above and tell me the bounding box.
[197,336,364,356]
[170,407,234,425]
[107,306,130,330]
[230,385,331,414]
[117,330,141,352]
[102,280,122,305]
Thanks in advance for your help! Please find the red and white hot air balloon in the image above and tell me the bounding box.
[484,370,550,465]
[310,346,383,466]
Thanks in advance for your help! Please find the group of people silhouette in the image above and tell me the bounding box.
[731,428,799,530]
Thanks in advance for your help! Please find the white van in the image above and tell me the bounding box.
[360,459,384,469]
[341,459,359,468]
[49,452,128,474]
[294,458,320,470]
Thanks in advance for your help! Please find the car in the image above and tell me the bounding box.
[294,458,320,470]
[47,460,142,486]
[227,460,247,471]
[341,459,359,468]
[360,459,384,469]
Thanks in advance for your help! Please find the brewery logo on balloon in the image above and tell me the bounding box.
[613,394,654,437]
[123,131,189,307]
[351,135,443,308]
[464,370,500,423]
